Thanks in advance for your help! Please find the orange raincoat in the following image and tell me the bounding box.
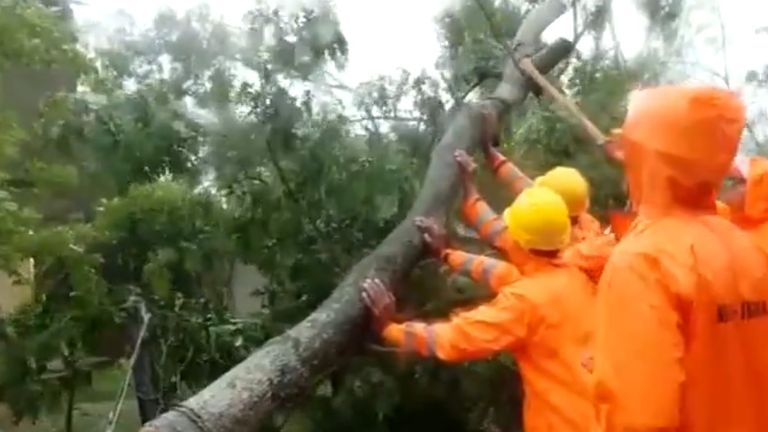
[486,150,604,242]
[380,256,597,432]
[462,189,613,281]
[460,193,529,271]
[592,86,768,432]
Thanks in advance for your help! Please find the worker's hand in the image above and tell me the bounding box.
[454,150,480,198]
[454,150,477,179]
[603,129,624,163]
[603,140,624,163]
[414,216,448,256]
[361,278,396,330]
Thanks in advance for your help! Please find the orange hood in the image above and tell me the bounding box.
[618,86,746,218]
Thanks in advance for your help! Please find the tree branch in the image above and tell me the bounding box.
[458,78,487,102]
[348,115,423,123]
[473,0,505,45]
[140,1,571,431]
[745,121,764,150]
[605,0,626,69]
[714,4,731,88]
[550,0,587,80]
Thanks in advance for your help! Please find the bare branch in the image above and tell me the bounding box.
[745,121,765,150]
[348,115,423,123]
[473,0,505,45]
[663,59,730,85]
[458,78,487,102]
[319,71,355,92]
[571,0,578,43]
[552,0,588,79]
[605,0,626,68]
[714,4,731,88]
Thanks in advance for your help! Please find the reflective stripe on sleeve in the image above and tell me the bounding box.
[475,206,497,227]
[424,323,438,357]
[481,260,500,285]
[486,220,508,244]
[403,322,417,353]
[459,255,476,275]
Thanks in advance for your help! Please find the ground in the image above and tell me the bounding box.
[2,368,141,432]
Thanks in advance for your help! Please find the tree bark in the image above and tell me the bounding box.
[141,1,572,431]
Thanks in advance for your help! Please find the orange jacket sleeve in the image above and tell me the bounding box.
[461,193,507,245]
[593,250,684,431]
[461,192,530,267]
[380,286,538,362]
[441,248,521,293]
[488,149,533,196]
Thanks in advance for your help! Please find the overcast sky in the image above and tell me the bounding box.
[72,0,768,87]
[72,0,768,148]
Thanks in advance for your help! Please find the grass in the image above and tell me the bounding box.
[4,367,142,432]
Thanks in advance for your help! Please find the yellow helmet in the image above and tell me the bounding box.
[503,186,571,251]
[534,166,590,216]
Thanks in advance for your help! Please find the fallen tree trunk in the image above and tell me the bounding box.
[141,1,572,430]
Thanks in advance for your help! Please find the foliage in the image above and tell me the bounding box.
[0,222,114,423]
[436,0,524,101]
[14,89,206,222]
[0,0,84,71]
[0,0,86,183]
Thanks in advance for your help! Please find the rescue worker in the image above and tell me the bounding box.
[453,149,530,273]
[413,216,520,294]
[455,148,614,281]
[717,154,768,253]
[458,150,603,245]
[534,166,602,241]
[475,111,603,241]
[362,186,598,432]
[592,86,768,432]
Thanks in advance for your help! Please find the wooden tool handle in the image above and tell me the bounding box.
[519,57,608,144]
